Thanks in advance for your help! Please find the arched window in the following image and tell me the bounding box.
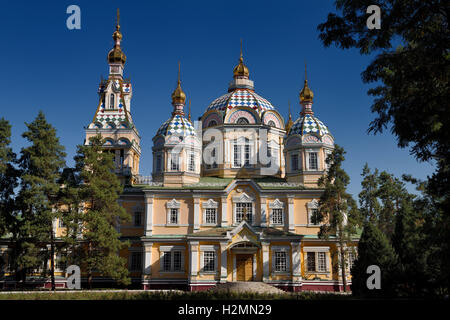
[268,120,276,127]
[208,120,217,127]
[237,117,249,124]
[109,94,115,109]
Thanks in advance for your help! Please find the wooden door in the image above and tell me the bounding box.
[236,254,253,281]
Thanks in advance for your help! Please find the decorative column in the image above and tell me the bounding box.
[287,195,295,232]
[260,197,267,227]
[189,241,199,281]
[144,194,154,236]
[220,196,228,227]
[262,242,270,282]
[219,242,228,283]
[142,242,152,290]
[193,196,200,232]
[291,242,301,280]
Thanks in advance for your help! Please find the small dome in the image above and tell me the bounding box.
[233,56,249,78]
[108,47,126,64]
[206,88,275,116]
[289,113,330,137]
[171,82,186,105]
[156,114,196,137]
[300,79,314,103]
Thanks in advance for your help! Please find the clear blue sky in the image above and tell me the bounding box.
[0,0,435,197]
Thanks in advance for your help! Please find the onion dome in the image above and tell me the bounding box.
[233,40,249,78]
[299,64,313,104]
[289,114,330,137]
[206,89,275,115]
[171,62,186,105]
[107,9,126,65]
[156,114,196,137]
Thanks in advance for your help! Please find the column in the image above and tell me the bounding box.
[193,197,200,232]
[220,242,228,283]
[287,195,295,232]
[144,195,154,236]
[291,242,301,279]
[142,242,153,275]
[260,197,267,227]
[189,241,199,280]
[262,242,270,282]
[220,196,228,227]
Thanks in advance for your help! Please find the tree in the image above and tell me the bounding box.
[74,134,131,288]
[351,221,398,297]
[358,163,381,223]
[15,111,66,290]
[0,118,18,238]
[318,0,450,295]
[317,145,361,292]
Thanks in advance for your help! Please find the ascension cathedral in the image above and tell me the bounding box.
[1,13,358,291]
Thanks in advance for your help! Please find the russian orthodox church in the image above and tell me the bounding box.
[0,12,358,291]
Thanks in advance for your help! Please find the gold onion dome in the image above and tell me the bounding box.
[286,102,294,132]
[233,40,249,78]
[171,63,186,104]
[300,79,314,103]
[107,9,126,65]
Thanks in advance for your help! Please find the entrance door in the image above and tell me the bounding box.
[236,254,253,281]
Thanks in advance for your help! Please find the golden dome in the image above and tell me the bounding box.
[285,102,294,132]
[171,63,186,104]
[300,79,314,103]
[108,46,126,64]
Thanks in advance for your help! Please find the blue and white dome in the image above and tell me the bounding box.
[289,113,330,137]
[156,114,196,137]
[206,88,275,115]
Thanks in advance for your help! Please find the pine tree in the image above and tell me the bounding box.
[0,118,18,238]
[15,111,66,290]
[317,144,361,292]
[358,163,380,223]
[351,221,398,298]
[74,134,131,288]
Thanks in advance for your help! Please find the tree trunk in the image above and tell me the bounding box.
[50,227,56,291]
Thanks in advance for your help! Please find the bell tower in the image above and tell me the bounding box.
[85,9,141,185]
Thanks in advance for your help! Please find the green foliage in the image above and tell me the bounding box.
[358,163,381,223]
[0,118,18,238]
[317,145,361,291]
[73,134,131,287]
[351,221,398,298]
[14,111,66,284]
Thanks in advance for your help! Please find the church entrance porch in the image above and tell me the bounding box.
[236,254,253,281]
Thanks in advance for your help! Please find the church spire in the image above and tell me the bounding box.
[107,9,126,77]
[300,63,314,115]
[171,62,186,114]
[233,39,249,79]
[286,100,294,133]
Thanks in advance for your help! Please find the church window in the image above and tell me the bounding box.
[233,138,251,168]
[235,203,252,224]
[274,251,287,272]
[233,144,241,167]
[170,154,179,171]
[291,153,299,171]
[237,117,249,124]
[109,94,115,109]
[169,208,178,224]
[308,152,318,170]
[162,252,171,271]
[156,155,162,172]
[130,252,142,271]
[268,120,276,127]
[208,120,217,127]
[160,246,185,272]
[325,150,332,170]
[318,252,326,272]
[173,251,182,271]
[188,151,195,172]
[307,252,316,272]
[203,251,216,272]
[272,208,283,225]
[309,208,319,225]
[205,208,217,224]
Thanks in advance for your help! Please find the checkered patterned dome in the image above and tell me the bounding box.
[206,89,275,115]
[289,114,330,137]
[156,114,196,137]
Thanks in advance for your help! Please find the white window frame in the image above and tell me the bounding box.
[188,150,195,172]
[307,199,320,226]
[269,199,285,226]
[202,199,219,226]
[169,152,180,171]
[199,245,218,274]
[271,246,291,275]
[305,149,319,171]
[166,199,181,225]
[232,138,252,168]
[303,247,330,274]
[232,193,255,225]
[159,245,185,273]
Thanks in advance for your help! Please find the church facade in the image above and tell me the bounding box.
[0,14,358,292]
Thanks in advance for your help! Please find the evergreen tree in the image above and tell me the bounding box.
[358,163,380,223]
[15,111,66,290]
[351,221,398,298]
[317,145,361,292]
[0,118,18,238]
[74,134,131,288]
